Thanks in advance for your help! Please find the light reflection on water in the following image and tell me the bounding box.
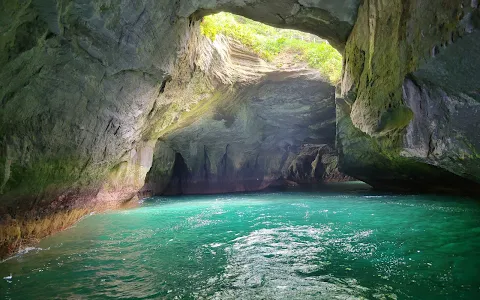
[1,189,480,299]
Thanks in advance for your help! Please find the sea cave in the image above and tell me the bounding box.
[1,1,480,299]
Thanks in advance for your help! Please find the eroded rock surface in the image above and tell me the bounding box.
[0,0,196,257]
[337,0,480,192]
[142,35,348,195]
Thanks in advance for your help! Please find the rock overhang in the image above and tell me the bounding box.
[187,0,362,51]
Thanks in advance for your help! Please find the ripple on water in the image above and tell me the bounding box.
[1,192,480,299]
[202,226,373,299]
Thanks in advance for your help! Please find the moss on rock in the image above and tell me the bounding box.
[338,0,480,191]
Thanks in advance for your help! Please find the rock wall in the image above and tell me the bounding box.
[142,33,348,195]
[337,0,480,193]
[0,0,187,257]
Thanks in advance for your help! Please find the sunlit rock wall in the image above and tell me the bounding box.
[142,35,348,195]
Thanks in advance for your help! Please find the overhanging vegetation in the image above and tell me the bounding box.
[200,12,343,84]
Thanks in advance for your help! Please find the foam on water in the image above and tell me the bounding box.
[1,247,47,264]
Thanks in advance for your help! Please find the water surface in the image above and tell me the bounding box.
[1,186,480,299]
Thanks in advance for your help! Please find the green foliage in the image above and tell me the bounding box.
[200,12,342,84]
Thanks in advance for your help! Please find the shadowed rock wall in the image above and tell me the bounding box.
[337,0,480,193]
[0,0,192,257]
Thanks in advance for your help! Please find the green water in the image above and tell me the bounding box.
[1,188,480,299]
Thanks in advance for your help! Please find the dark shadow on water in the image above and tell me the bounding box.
[141,181,372,204]
[267,181,374,194]
[141,180,480,208]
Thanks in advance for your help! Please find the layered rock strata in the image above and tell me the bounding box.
[142,38,347,195]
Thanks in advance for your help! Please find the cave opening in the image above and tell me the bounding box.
[163,152,190,195]
[145,12,353,196]
[199,12,344,84]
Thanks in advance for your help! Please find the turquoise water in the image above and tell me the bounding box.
[1,188,480,299]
